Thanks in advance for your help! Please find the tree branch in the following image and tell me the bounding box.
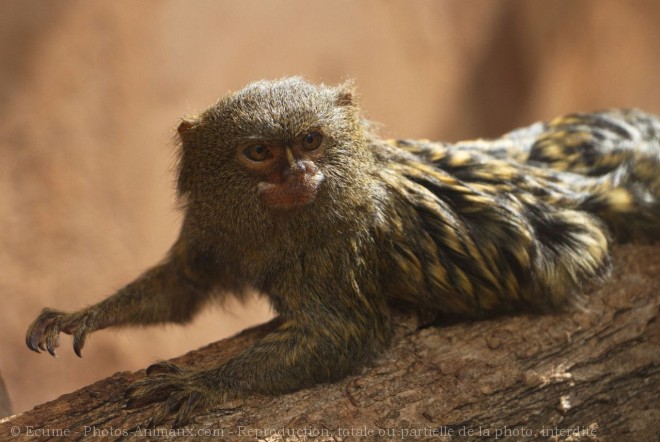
[1,244,658,441]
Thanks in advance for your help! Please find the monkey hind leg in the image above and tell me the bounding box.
[523,204,612,311]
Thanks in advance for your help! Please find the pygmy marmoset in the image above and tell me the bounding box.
[26,77,660,426]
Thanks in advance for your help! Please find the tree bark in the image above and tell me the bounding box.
[1,244,658,441]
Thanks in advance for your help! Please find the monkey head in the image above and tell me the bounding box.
[175,77,372,215]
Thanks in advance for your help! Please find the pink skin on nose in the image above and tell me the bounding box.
[257,159,325,209]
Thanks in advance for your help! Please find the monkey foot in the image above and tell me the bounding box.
[126,361,225,427]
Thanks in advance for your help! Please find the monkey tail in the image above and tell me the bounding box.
[578,145,660,242]
[523,109,660,242]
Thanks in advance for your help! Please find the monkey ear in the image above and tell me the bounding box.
[177,115,200,139]
[334,80,356,107]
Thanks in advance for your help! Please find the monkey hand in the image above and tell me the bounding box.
[26,308,95,357]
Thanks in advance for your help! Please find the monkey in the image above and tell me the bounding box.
[26,77,660,426]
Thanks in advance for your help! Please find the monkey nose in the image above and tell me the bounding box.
[283,160,307,180]
[280,149,304,175]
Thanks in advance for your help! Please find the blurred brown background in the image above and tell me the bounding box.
[1,0,659,416]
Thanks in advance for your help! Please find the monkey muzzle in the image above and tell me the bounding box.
[257,163,325,210]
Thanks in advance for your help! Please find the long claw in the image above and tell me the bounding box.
[149,408,168,428]
[165,393,184,415]
[73,328,86,358]
[175,392,201,427]
[147,361,185,376]
[47,344,58,357]
[26,331,40,352]
[27,334,41,352]
[173,412,191,428]
[46,327,60,357]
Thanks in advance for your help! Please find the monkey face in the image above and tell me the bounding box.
[231,132,324,209]
[176,77,373,221]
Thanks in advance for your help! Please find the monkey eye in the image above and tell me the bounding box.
[243,144,270,162]
[301,132,323,151]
